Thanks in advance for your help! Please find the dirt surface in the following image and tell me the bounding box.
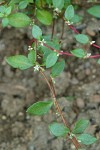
[0,10,100,150]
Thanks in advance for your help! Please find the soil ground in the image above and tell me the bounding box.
[0,8,100,150]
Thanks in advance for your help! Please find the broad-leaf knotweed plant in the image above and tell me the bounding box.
[0,0,100,149]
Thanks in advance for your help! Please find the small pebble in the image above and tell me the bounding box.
[2,115,7,120]
[76,98,85,109]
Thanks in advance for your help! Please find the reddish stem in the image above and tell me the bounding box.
[69,25,79,34]
[63,17,100,49]
[92,44,100,49]
[30,38,100,59]
[89,54,100,58]
[29,38,36,45]
[59,51,73,56]
[43,43,55,51]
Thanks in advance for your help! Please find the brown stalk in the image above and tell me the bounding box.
[60,19,65,40]
[39,69,81,150]
[51,18,55,40]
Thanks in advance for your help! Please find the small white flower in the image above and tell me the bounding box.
[34,65,40,72]
[69,133,75,139]
[78,140,81,143]
[39,39,46,46]
[65,20,73,25]
[84,53,91,58]
[71,133,75,137]
[28,46,33,51]
[52,77,56,84]
[30,21,34,26]
[54,8,61,13]
[90,41,95,45]
[57,53,60,57]
[56,112,60,116]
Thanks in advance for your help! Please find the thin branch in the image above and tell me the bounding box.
[39,69,54,98]
[62,17,100,49]
[89,54,100,58]
[92,44,100,49]
[50,77,69,128]
[51,18,55,40]
[39,69,81,149]
[60,19,65,40]
[30,38,100,59]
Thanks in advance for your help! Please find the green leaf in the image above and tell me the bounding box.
[6,55,33,70]
[72,119,89,134]
[46,52,58,68]
[32,25,42,39]
[0,13,4,18]
[36,0,46,8]
[65,5,74,20]
[77,134,96,145]
[10,0,21,3]
[51,60,65,77]
[5,6,12,15]
[8,13,31,27]
[71,49,85,58]
[43,35,61,50]
[2,18,9,27]
[74,34,89,44]
[41,46,52,60]
[70,14,83,24]
[46,0,52,4]
[52,0,64,10]
[8,1,15,8]
[27,100,53,115]
[19,1,28,9]
[28,0,33,3]
[28,50,36,64]
[36,9,52,25]
[0,6,6,13]
[97,59,100,64]
[49,122,70,137]
[87,5,100,18]
[64,0,71,3]
[46,40,60,50]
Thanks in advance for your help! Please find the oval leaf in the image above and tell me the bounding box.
[6,55,33,70]
[46,0,52,5]
[32,25,42,39]
[52,0,64,10]
[46,52,58,68]
[87,5,100,18]
[5,6,12,15]
[0,13,4,18]
[19,1,28,9]
[70,14,83,24]
[77,134,96,145]
[27,100,53,115]
[2,18,9,27]
[0,6,6,13]
[36,9,52,25]
[65,5,74,20]
[71,49,85,58]
[8,13,31,27]
[28,50,36,64]
[72,119,89,134]
[97,59,100,64]
[51,60,65,77]
[49,122,70,137]
[74,34,89,44]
